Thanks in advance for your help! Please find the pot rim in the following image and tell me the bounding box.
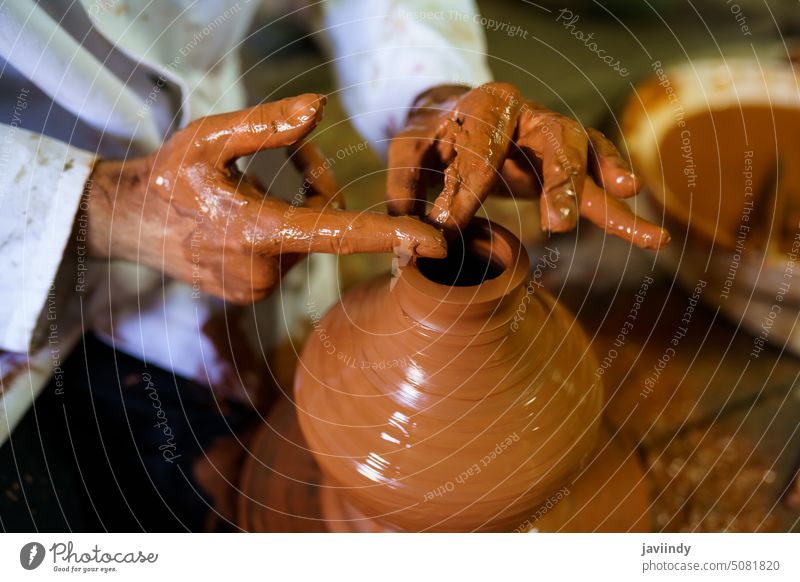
[621,56,800,254]
[398,218,530,308]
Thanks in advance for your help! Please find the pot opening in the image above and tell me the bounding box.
[416,225,511,287]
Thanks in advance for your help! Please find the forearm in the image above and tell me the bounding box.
[83,158,153,262]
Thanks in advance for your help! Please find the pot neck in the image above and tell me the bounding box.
[392,219,530,335]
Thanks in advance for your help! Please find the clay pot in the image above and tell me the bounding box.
[621,57,800,354]
[294,219,604,532]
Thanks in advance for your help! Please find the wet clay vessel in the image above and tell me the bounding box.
[274,219,648,532]
[621,57,800,355]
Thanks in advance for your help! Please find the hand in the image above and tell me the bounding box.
[387,83,669,249]
[85,94,446,303]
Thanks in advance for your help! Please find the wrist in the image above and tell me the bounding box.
[84,157,151,260]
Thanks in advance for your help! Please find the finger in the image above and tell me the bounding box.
[190,94,326,165]
[387,86,472,217]
[287,139,344,210]
[386,119,440,217]
[247,203,447,258]
[518,108,587,232]
[580,178,670,249]
[428,82,524,231]
[586,128,640,198]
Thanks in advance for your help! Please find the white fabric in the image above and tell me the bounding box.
[323,0,493,156]
[0,0,162,150]
[0,0,491,444]
[0,125,96,351]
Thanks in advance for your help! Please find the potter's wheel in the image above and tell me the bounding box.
[237,398,651,532]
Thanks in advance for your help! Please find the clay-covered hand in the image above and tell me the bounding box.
[85,94,446,303]
[387,83,669,249]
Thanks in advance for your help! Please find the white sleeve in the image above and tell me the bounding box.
[321,0,493,157]
[0,123,97,352]
[0,0,162,150]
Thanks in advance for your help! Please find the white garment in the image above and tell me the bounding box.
[0,0,491,445]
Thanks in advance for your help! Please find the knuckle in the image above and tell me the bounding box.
[560,116,583,134]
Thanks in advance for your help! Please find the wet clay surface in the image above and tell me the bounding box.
[85,94,445,304]
[292,221,613,532]
[237,396,327,533]
[534,426,650,532]
[659,105,800,252]
[236,267,800,532]
[238,398,650,532]
[387,83,668,248]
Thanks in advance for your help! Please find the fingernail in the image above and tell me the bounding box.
[288,94,324,117]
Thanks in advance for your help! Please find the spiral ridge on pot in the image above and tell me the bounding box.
[294,219,603,532]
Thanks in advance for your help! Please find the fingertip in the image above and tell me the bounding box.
[297,92,326,109]
[285,93,326,125]
[608,169,641,198]
[656,227,671,248]
[417,230,448,259]
[632,221,671,250]
[540,192,579,233]
[395,216,448,258]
